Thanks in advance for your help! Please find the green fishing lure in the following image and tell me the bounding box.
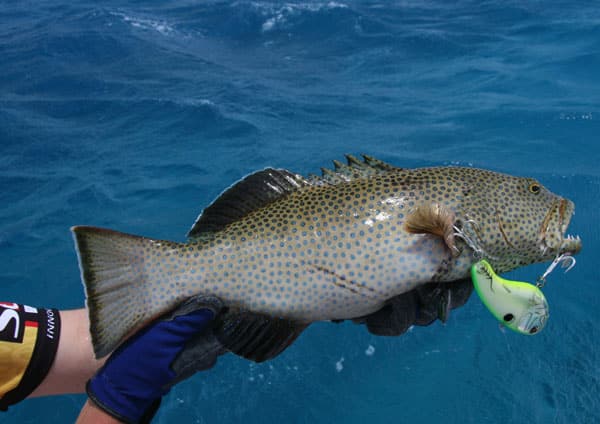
[471,260,549,335]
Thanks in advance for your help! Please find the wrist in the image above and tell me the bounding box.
[77,399,127,424]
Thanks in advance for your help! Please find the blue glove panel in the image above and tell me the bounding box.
[87,308,215,424]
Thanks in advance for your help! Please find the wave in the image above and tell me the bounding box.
[2,97,258,142]
[109,10,177,36]
[251,1,350,32]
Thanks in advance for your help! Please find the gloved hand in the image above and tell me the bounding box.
[86,295,223,424]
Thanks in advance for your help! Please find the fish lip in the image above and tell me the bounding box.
[539,199,582,256]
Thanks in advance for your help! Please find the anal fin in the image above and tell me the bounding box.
[213,309,309,363]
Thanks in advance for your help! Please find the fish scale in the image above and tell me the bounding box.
[72,155,581,360]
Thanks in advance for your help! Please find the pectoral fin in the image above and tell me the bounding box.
[404,202,459,256]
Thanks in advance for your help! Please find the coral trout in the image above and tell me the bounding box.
[72,155,581,360]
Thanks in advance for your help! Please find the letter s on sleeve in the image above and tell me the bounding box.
[0,308,21,342]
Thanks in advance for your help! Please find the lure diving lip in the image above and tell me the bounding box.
[471,260,549,335]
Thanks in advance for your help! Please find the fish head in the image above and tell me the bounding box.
[457,170,581,272]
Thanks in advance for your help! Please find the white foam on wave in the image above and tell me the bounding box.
[110,11,176,36]
[251,1,348,33]
[559,112,594,120]
[178,98,215,107]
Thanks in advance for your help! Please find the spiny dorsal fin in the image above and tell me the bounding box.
[306,154,400,185]
[189,155,398,238]
[188,168,309,240]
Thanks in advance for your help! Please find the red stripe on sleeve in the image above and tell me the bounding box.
[25,320,38,328]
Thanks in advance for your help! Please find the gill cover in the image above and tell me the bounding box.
[471,260,549,335]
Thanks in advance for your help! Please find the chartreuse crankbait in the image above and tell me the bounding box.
[471,260,549,335]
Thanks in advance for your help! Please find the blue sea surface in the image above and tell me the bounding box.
[1,1,599,422]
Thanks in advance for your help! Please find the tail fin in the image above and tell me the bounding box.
[72,226,180,358]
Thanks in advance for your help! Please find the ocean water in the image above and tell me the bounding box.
[1,1,599,422]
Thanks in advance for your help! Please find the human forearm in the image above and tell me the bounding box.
[29,309,106,397]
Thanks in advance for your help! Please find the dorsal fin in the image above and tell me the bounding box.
[189,155,399,239]
[188,168,309,240]
[306,154,400,185]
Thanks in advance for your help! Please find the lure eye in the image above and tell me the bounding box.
[530,327,538,334]
[503,313,515,322]
[529,183,541,194]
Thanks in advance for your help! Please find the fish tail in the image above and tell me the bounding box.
[71,225,183,358]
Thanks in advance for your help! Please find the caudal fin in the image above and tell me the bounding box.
[72,226,179,358]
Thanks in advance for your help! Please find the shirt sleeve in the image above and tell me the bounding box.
[0,302,60,411]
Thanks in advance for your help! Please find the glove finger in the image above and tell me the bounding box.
[167,309,216,340]
[163,295,224,321]
[167,330,228,388]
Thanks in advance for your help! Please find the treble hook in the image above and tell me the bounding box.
[536,253,577,288]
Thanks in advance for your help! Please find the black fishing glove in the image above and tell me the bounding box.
[353,279,474,336]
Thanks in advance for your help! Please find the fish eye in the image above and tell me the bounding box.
[503,313,515,322]
[529,327,538,334]
[529,183,541,194]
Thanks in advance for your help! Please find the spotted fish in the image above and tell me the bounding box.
[72,155,582,360]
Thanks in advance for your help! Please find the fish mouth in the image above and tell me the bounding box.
[539,198,582,256]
